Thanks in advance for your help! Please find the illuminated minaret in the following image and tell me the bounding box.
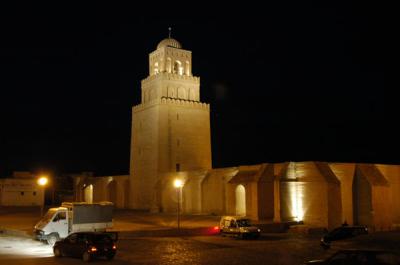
[129,31,211,210]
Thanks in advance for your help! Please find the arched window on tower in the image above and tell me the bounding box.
[154,62,159,75]
[174,60,183,75]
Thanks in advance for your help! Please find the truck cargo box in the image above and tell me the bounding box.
[62,202,113,224]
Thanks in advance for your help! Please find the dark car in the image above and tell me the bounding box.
[304,249,400,264]
[320,225,368,249]
[53,232,117,262]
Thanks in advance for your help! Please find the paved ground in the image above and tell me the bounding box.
[2,230,400,265]
[2,207,400,264]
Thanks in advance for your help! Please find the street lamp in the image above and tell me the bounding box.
[173,179,183,231]
[37,176,48,216]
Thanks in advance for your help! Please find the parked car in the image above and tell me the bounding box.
[219,216,261,239]
[53,231,118,262]
[304,249,400,264]
[320,225,368,249]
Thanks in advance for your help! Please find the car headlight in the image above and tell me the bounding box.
[34,229,44,235]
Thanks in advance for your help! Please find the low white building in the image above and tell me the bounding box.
[0,172,44,206]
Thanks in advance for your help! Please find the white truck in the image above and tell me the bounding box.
[33,201,113,246]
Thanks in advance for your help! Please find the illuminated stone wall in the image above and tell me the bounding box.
[202,168,237,215]
[130,104,160,210]
[280,162,342,229]
[73,175,129,209]
[75,162,400,231]
[158,170,207,214]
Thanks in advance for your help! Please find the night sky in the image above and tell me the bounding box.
[0,3,391,177]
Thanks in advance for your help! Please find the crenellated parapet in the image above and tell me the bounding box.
[133,97,210,112]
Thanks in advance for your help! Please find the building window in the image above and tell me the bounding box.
[176,163,180,172]
[33,191,36,196]
[21,191,24,196]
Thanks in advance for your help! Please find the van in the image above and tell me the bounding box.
[219,216,261,239]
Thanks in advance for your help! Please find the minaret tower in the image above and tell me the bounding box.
[129,31,212,210]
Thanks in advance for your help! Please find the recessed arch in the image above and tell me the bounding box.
[107,180,117,205]
[84,185,93,203]
[235,184,246,216]
[168,86,175,98]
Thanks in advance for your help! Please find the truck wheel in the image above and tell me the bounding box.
[53,246,62,257]
[47,234,59,247]
[83,252,92,262]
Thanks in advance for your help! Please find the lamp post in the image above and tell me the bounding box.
[173,179,183,231]
[37,176,48,216]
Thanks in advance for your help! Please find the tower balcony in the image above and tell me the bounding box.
[142,72,200,85]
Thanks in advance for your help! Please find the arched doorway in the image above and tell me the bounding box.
[84,185,93,203]
[107,180,117,206]
[235,184,246,216]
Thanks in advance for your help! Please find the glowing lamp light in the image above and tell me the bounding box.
[174,179,183,188]
[37,176,48,186]
[89,246,97,252]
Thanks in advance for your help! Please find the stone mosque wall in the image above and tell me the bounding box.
[75,162,400,231]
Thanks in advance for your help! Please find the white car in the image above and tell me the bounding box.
[219,216,261,239]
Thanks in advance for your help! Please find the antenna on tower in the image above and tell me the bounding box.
[168,27,172,38]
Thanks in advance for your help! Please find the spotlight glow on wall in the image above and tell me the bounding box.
[290,182,304,222]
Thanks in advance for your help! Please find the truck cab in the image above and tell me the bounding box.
[34,207,69,245]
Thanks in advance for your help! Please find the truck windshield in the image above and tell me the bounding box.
[42,209,57,222]
[237,219,252,227]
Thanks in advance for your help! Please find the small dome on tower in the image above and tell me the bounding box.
[157,38,182,49]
